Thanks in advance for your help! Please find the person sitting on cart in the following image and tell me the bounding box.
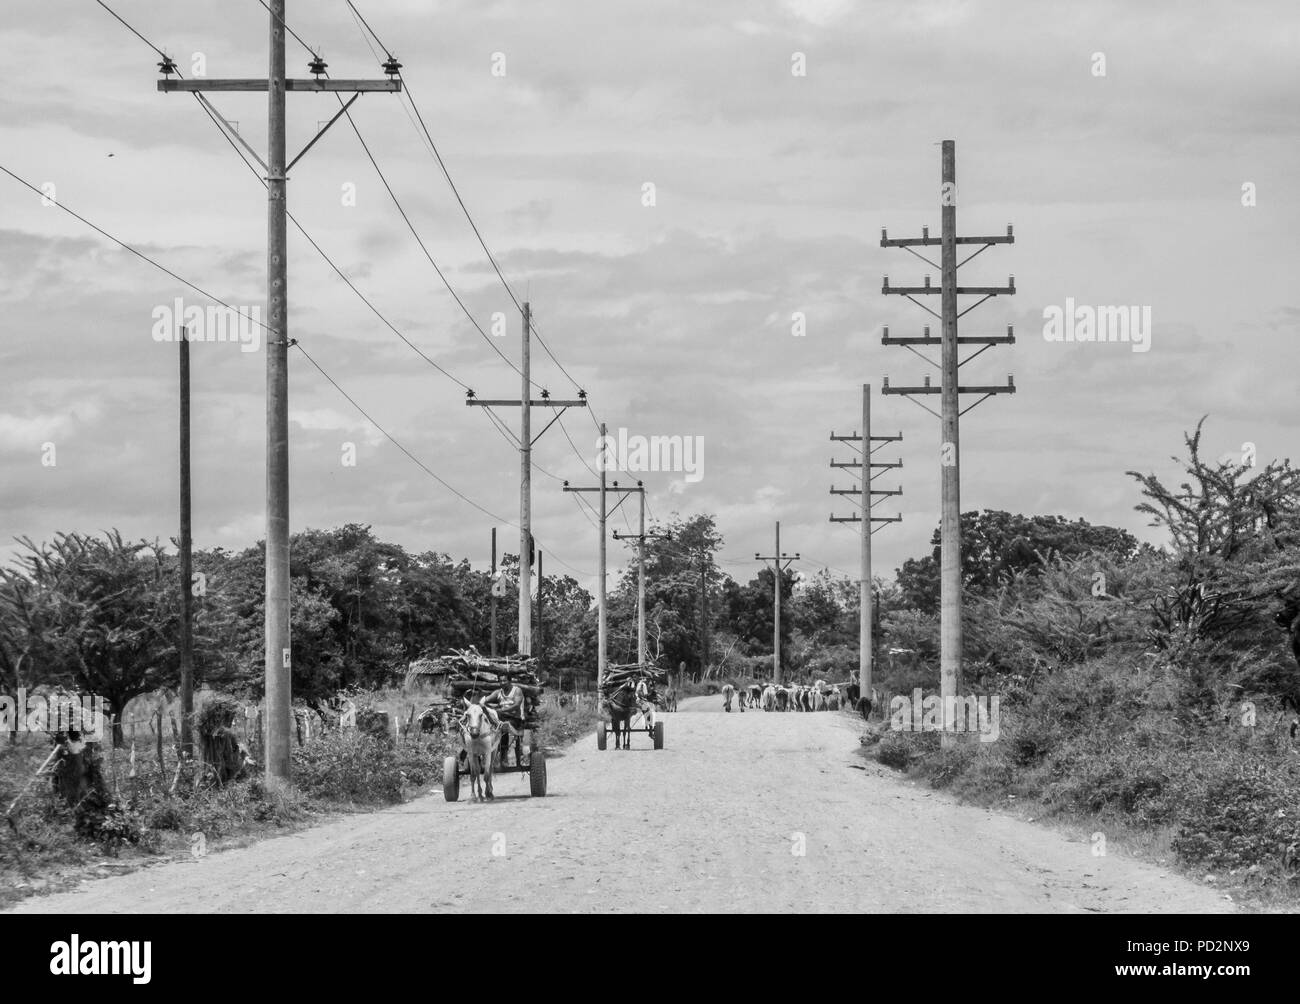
[482,673,527,730]
[634,676,656,729]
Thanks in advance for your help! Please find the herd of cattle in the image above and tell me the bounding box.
[720,680,871,717]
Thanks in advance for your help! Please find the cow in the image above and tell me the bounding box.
[856,696,873,721]
[827,686,841,712]
[762,685,777,712]
[774,687,789,712]
[844,682,860,707]
[722,683,735,713]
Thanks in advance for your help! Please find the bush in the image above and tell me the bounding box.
[924,744,977,789]
[876,732,912,770]
[292,730,403,806]
[1173,765,1300,875]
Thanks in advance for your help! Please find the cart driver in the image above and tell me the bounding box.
[635,677,656,730]
[482,673,527,729]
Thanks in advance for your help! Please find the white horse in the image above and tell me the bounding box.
[458,700,500,802]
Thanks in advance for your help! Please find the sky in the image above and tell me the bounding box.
[0,0,1297,595]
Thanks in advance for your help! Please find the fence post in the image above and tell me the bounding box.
[108,716,119,798]
[154,709,165,780]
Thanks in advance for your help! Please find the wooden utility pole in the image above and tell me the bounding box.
[519,302,532,654]
[755,522,799,683]
[881,139,1015,746]
[467,300,587,656]
[178,328,194,759]
[490,527,498,657]
[830,384,903,703]
[613,488,668,664]
[535,549,544,670]
[564,457,641,688]
[156,2,402,782]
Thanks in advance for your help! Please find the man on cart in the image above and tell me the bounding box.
[482,672,528,766]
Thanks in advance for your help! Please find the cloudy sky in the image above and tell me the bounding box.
[1,0,1296,593]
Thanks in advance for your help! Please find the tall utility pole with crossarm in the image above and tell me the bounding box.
[467,301,587,657]
[564,458,642,687]
[829,383,903,702]
[755,522,799,684]
[880,140,1015,746]
[612,491,670,664]
[155,1,402,784]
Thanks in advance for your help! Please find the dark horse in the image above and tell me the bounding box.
[604,682,638,750]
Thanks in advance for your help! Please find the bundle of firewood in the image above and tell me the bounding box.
[599,663,667,704]
[436,647,545,728]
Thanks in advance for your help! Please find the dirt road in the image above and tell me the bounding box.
[9,697,1231,913]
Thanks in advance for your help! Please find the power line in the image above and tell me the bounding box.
[344,1,601,443]
[89,1,597,582]
[0,163,272,336]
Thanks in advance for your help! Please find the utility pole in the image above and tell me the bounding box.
[535,549,544,671]
[178,328,194,760]
[830,384,903,704]
[490,527,498,657]
[881,139,1015,746]
[612,489,669,664]
[755,522,799,683]
[700,546,709,672]
[564,456,641,687]
[467,301,587,656]
[156,2,402,783]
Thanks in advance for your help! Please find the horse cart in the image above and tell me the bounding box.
[597,663,666,751]
[442,714,547,802]
[434,648,549,802]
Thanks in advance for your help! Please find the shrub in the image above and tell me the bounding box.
[1173,766,1300,875]
[876,732,912,770]
[292,730,403,806]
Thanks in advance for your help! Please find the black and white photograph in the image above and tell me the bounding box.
[0,0,1294,966]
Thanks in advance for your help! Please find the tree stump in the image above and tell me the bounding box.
[197,696,250,785]
[52,737,107,809]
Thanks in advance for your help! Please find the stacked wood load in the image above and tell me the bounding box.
[437,647,544,729]
[599,663,668,707]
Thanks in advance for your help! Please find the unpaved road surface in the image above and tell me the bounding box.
[10,698,1231,913]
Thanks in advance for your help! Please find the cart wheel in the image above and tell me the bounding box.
[597,722,607,750]
[443,755,460,802]
[529,750,547,797]
[653,721,665,750]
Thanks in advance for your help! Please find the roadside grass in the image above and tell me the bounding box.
[0,683,598,910]
[861,657,1300,907]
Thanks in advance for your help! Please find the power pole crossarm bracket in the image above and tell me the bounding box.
[882,279,1015,295]
[880,226,1013,247]
[882,325,1015,346]
[159,79,402,92]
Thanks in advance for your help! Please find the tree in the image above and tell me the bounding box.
[1127,418,1300,705]
[0,532,181,747]
[896,510,1141,615]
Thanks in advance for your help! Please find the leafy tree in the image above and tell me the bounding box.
[0,532,181,746]
[896,510,1141,615]
[1127,419,1300,705]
